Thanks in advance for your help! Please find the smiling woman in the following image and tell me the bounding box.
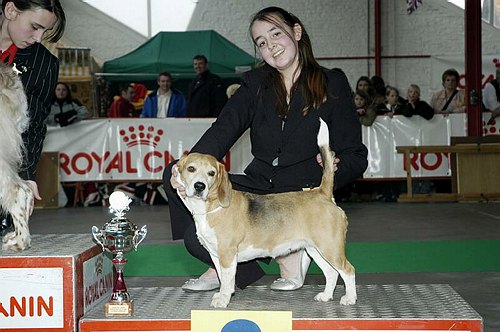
[0,0,66,236]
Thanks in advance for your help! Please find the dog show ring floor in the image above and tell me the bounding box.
[1,202,498,331]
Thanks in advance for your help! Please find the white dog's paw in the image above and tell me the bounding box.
[340,294,356,305]
[2,231,30,251]
[314,292,333,302]
[210,292,231,308]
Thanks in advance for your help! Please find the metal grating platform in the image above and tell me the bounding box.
[82,284,481,320]
[0,233,95,257]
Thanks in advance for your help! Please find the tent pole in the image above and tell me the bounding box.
[147,0,152,38]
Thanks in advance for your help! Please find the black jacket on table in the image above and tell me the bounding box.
[14,43,59,181]
[187,70,227,117]
[400,99,434,120]
[191,66,368,193]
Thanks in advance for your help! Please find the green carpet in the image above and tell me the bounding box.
[123,239,500,277]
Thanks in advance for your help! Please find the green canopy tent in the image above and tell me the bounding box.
[99,30,256,82]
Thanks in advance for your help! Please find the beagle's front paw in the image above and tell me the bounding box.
[314,292,333,302]
[340,294,357,305]
[211,292,231,308]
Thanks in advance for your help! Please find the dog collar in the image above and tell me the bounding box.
[191,206,223,216]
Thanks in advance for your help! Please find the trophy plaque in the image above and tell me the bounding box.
[92,191,147,317]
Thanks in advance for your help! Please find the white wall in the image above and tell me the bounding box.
[62,0,147,65]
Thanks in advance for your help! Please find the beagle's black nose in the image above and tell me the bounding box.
[194,182,206,192]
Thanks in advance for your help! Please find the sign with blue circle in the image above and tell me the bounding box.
[191,310,292,332]
[221,319,261,332]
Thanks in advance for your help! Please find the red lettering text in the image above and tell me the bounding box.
[105,152,123,173]
[0,296,54,317]
[72,152,92,174]
[144,151,163,173]
[125,151,138,173]
[403,152,450,172]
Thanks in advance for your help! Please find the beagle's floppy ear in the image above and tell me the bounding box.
[216,162,232,207]
[176,154,188,171]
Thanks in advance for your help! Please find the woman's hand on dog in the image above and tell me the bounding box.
[316,153,339,172]
[170,166,187,198]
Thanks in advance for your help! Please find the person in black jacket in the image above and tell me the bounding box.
[47,82,89,127]
[0,0,65,235]
[400,84,434,120]
[163,6,367,292]
[186,54,227,117]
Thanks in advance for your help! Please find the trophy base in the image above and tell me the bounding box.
[104,301,133,317]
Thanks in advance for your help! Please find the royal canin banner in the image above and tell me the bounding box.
[44,118,251,182]
[43,115,497,182]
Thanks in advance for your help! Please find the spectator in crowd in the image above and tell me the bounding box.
[400,84,434,120]
[354,89,376,126]
[430,68,465,115]
[108,84,138,118]
[187,54,227,117]
[141,72,187,118]
[164,6,367,292]
[0,0,66,234]
[376,85,403,117]
[356,76,373,96]
[482,67,500,124]
[46,82,89,127]
[46,82,89,207]
[226,83,241,99]
[371,75,387,105]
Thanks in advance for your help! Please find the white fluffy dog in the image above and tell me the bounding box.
[0,62,34,251]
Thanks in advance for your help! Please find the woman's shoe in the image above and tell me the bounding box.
[270,250,311,291]
[181,277,220,292]
[270,277,303,291]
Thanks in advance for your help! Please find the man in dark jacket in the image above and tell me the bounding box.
[187,55,227,117]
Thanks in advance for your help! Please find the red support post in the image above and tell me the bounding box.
[465,0,483,137]
[374,0,381,76]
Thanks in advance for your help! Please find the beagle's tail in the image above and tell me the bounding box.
[317,118,335,197]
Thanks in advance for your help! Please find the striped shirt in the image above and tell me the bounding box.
[13,43,59,181]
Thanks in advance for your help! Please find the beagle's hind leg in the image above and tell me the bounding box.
[305,246,339,302]
[337,260,357,305]
[307,246,357,305]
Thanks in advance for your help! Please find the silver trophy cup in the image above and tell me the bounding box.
[92,191,147,316]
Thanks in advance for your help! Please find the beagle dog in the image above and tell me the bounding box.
[175,118,356,308]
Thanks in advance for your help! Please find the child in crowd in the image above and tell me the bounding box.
[376,86,402,117]
[401,84,434,120]
[354,89,377,126]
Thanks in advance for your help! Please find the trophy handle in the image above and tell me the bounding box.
[92,225,105,250]
[133,225,148,250]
